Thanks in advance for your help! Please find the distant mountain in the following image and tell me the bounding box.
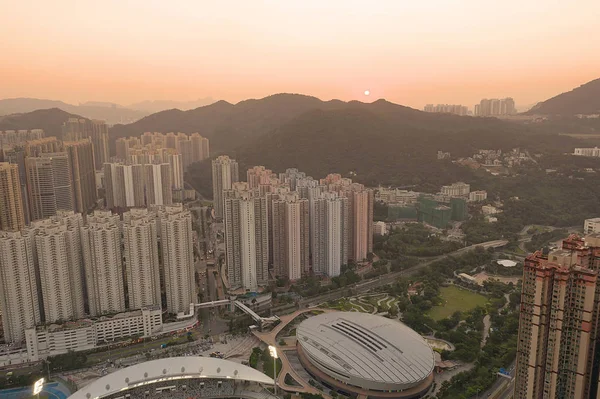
[0,108,86,139]
[527,78,600,115]
[128,98,215,113]
[185,103,577,198]
[0,98,148,125]
[113,93,511,154]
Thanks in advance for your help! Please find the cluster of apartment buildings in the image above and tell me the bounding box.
[0,205,195,364]
[474,98,516,116]
[423,104,469,116]
[212,157,374,291]
[107,132,209,207]
[0,125,105,230]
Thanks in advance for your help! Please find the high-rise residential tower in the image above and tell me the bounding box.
[62,118,110,169]
[224,183,269,291]
[145,163,173,206]
[0,162,26,231]
[0,230,41,343]
[514,235,600,399]
[64,140,97,214]
[212,155,239,219]
[157,204,195,316]
[103,162,145,208]
[89,120,110,170]
[26,152,74,221]
[123,209,161,309]
[82,210,126,315]
[312,192,349,277]
[271,192,310,280]
[32,213,86,322]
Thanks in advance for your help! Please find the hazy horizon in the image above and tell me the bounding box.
[1,0,599,109]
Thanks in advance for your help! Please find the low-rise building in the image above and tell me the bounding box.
[482,205,501,215]
[584,217,600,234]
[24,306,163,362]
[441,182,470,197]
[373,221,387,236]
[468,190,487,202]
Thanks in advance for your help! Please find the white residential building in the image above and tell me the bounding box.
[82,210,126,315]
[0,231,41,344]
[469,190,488,202]
[584,218,600,234]
[157,204,195,317]
[32,214,86,323]
[212,155,239,219]
[312,192,348,277]
[224,183,269,291]
[123,209,162,309]
[374,221,387,236]
[441,182,470,197]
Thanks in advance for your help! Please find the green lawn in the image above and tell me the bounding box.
[428,286,488,320]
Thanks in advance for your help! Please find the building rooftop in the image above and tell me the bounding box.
[297,312,434,389]
[69,356,274,399]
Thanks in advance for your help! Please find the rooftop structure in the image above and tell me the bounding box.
[69,357,274,399]
[296,312,434,397]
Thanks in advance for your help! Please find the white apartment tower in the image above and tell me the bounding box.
[224,183,269,291]
[145,163,173,206]
[103,163,145,208]
[123,209,161,309]
[157,205,195,316]
[82,210,126,315]
[0,231,41,343]
[32,214,86,322]
[312,192,349,277]
[212,156,239,219]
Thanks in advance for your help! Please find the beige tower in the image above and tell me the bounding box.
[0,231,41,343]
[0,162,25,231]
[157,204,195,316]
[89,120,110,170]
[65,140,97,214]
[123,209,161,309]
[26,152,74,221]
[212,155,239,219]
[272,192,309,280]
[82,210,126,315]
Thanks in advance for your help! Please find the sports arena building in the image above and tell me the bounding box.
[296,312,435,399]
[68,357,276,399]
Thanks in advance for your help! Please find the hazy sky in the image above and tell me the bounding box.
[1,0,599,109]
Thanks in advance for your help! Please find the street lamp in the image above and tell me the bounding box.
[268,345,278,395]
[33,377,45,398]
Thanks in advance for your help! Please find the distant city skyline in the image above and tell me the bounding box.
[1,1,598,109]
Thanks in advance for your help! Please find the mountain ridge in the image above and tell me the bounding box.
[527,78,600,115]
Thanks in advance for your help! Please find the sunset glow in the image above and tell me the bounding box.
[0,0,598,108]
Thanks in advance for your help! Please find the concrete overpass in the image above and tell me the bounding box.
[195,299,279,328]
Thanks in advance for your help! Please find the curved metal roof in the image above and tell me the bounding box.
[69,356,273,399]
[297,312,435,389]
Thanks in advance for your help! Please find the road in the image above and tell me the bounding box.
[299,239,508,307]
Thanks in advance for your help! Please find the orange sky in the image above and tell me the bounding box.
[1,0,599,110]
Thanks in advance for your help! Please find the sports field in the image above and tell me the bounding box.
[428,285,488,320]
